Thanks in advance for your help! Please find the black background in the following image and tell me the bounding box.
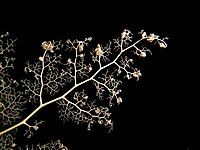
[1,2,199,150]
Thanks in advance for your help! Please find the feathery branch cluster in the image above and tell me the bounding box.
[0,132,16,150]
[17,139,67,150]
[57,90,113,132]
[0,32,24,128]
[0,32,24,149]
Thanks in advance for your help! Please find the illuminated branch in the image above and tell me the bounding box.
[0,29,168,149]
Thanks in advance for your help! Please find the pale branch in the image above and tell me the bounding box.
[0,132,16,150]
[19,139,68,150]
[0,91,24,126]
[93,81,105,100]
[0,57,15,76]
[36,139,68,150]
[92,69,122,104]
[65,37,92,85]
[114,56,142,80]
[0,78,15,95]
[0,33,17,76]
[39,50,50,105]
[41,53,68,96]
[21,79,40,104]
[0,32,17,55]
[74,42,78,85]
[61,66,74,83]
[76,58,92,79]
[0,32,25,149]
[94,42,112,63]
[91,42,113,66]
[22,49,68,104]
[119,56,134,69]
[24,61,41,78]
[113,38,121,51]
[43,53,62,69]
[43,69,68,96]
[51,40,64,51]
[0,29,168,140]
[120,29,133,47]
[57,95,113,131]
[23,120,44,138]
[65,37,92,52]
[0,32,24,127]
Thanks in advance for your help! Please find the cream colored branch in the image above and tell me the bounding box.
[0,32,167,137]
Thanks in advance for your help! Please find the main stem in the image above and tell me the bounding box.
[0,38,144,136]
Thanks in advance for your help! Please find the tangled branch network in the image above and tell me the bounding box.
[0,29,168,149]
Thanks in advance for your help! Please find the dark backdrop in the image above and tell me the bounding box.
[0,2,199,150]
